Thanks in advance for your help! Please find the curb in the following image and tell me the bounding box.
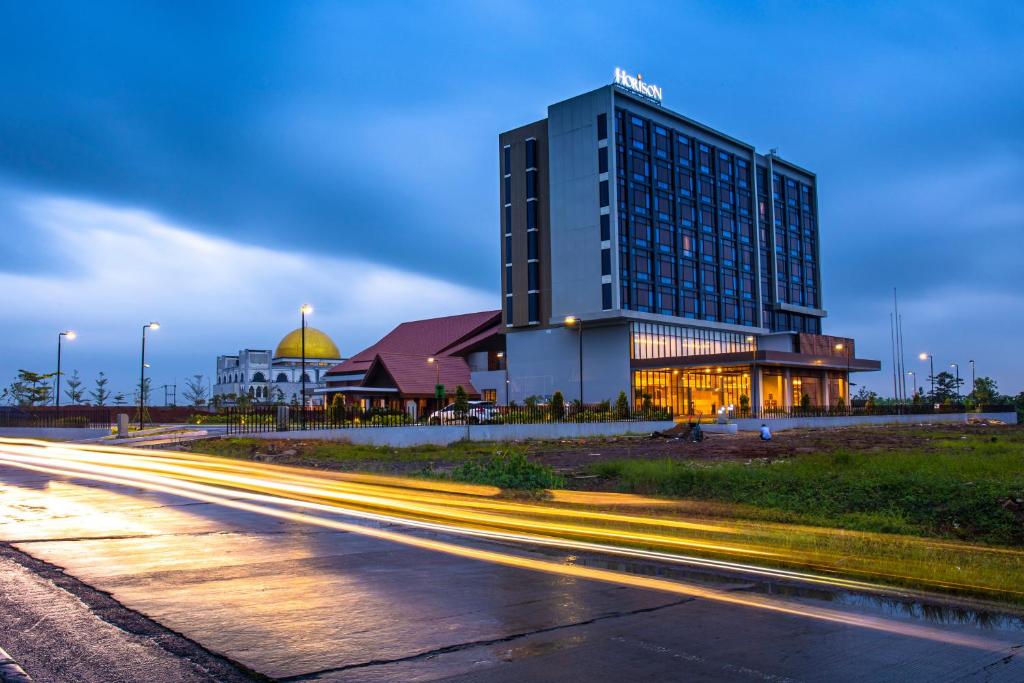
[0,647,31,683]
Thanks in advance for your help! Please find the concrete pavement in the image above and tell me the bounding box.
[0,462,1022,682]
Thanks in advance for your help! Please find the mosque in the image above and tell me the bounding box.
[213,327,344,406]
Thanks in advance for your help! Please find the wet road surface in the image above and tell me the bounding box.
[1,459,1023,681]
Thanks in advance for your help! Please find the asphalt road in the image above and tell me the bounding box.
[1,460,1022,682]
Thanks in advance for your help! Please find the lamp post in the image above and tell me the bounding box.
[969,359,975,400]
[918,352,934,401]
[300,304,312,428]
[564,316,583,403]
[140,322,160,430]
[496,351,508,405]
[55,330,77,411]
[427,357,441,414]
[907,370,916,400]
[950,363,960,403]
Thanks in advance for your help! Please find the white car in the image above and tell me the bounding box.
[428,401,499,425]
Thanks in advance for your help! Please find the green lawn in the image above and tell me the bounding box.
[589,431,1024,546]
[192,437,501,466]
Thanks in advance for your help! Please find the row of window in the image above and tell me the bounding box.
[217,372,311,385]
[630,322,755,360]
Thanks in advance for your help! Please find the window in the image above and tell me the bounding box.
[525,138,537,169]
[599,180,610,207]
[601,248,611,276]
[597,113,607,141]
[598,147,608,174]
[504,205,511,232]
[527,231,538,260]
[600,213,610,241]
[276,373,288,383]
[505,265,512,294]
[503,146,510,175]
[602,282,612,310]
[528,292,539,323]
[504,235,511,263]
[527,201,537,230]
[526,170,537,199]
[505,296,514,322]
[528,261,539,290]
[482,389,497,403]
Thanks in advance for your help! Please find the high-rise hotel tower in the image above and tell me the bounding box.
[499,70,878,414]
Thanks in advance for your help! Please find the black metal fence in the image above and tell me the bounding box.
[223,401,1019,435]
[225,402,674,435]
[726,403,1016,420]
[0,406,113,429]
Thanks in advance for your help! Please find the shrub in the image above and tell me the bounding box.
[550,391,565,420]
[447,450,565,490]
[614,391,630,419]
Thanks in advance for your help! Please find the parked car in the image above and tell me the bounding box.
[428,401,499,425]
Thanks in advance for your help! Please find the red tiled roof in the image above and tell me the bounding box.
[326,310,500,377]
[364,353,478,397]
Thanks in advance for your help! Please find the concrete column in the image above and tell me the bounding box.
[822,369,830,408]
[783,369,792,409]
[750,365,761,415]
[116,413,129,438]
[276,405,289,432]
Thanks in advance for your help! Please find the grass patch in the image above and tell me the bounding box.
[191,437,502,464]
[590,433,1024,546]
[443,450,565,491]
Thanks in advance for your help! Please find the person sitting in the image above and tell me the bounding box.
[759,424,772,441]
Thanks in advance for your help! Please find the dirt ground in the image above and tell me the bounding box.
[526,421,1021,472]
[196,420,1020,476]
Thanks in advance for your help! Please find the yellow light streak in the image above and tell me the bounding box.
[0,446,1011,652]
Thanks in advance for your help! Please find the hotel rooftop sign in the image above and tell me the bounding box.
[614,68,663,104]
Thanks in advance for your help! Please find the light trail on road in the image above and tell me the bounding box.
[0,437,1021,651]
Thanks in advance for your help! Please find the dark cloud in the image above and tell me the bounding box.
[0,1,1021,393]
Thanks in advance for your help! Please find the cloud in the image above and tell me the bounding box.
[0,191,495,394]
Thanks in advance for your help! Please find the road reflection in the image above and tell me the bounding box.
[1,437,1021,652]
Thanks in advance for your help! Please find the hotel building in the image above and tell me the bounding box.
[499,72,879,414]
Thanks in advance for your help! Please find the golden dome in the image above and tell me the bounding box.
[274,327,340,359]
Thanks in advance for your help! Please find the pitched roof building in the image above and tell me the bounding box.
[319,311,506,414]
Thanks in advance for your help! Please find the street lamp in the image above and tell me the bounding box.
[918,352,934,400]
[300,304,312,427]
[564,315,584,403]
[140,322,160,430]
[427,356,441,413]
[950,363,960,402]
[969,359,975,400]
[55,330,76,411]
[907,370,916,399]
[496,351,509,405]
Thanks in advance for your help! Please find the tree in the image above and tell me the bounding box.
[614,391,630,419]
[454,385,469,417]
[183,374,209,407]
[113,392,127,406]
[970,377,999,405]
[5,370,56,406]
[738,393,750,413]
[854,386,877,402]
[931,371,963,403]
[550,391,565,420]
[134,377,153,405]
[89,372,111,406]
[64,370,85,405]
[800,393,812,410]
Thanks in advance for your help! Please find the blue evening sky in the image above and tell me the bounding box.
[1,1,1021,399]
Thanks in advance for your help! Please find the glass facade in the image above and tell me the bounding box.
[614,109,757,326]
[633,368,750,416]
[756,163,822,334]
[630,322,754,360]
